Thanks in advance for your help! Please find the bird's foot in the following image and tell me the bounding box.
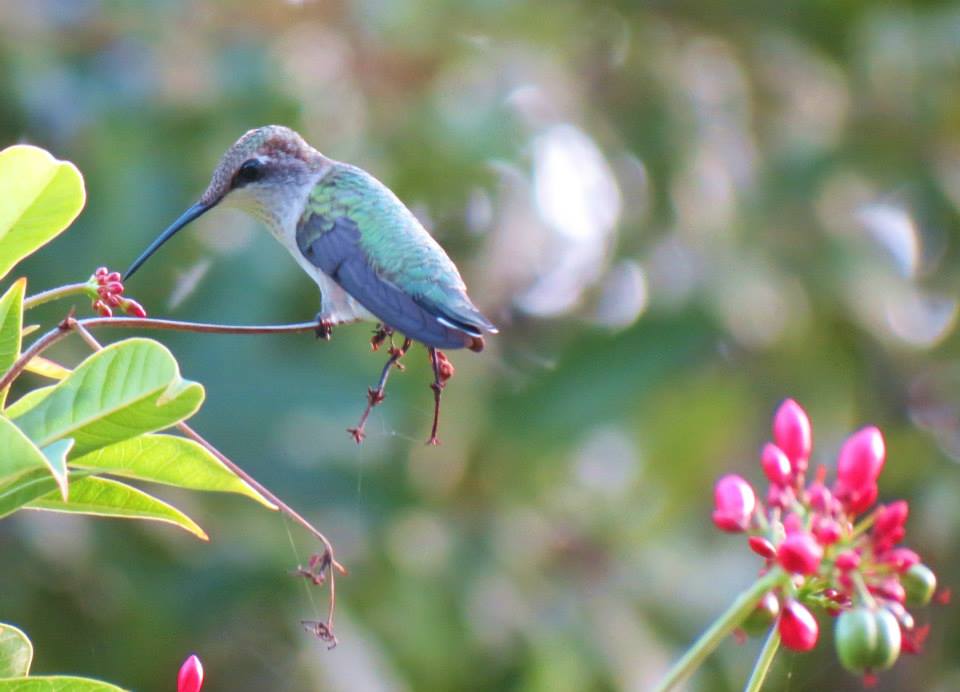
[388,345,407,371]
[366,386,386,406]
[370,324,393,351]
[315,317,335,341]
[347,337,412,444]
[347,426,365,444]
[426,348,454,446]
[434,350,455,384]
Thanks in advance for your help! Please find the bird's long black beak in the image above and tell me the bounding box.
[124,201,212,280]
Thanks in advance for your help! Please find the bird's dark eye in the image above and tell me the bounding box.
[233,158,264,187]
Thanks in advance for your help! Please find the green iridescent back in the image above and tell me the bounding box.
[300,162,469,305]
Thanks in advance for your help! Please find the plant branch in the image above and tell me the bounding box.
[744,625,781,692]
[77,315,325,335]
[0,311,76,392]
[176,421,344,642]
[10,312,345,644]
[23,282,89,311]
[653,568,788,692]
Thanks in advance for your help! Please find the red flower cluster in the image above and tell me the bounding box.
[712,400,939,678]
[88,267,146,318]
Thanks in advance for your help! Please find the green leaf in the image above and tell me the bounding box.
[40,439,72,500]
[70,434,275,508]
[0,469,94,519]
[11,338,204,456]
[0,417,68,500]
[0,676,127,691]
[0,278,25,407]
[0,623,32,677]
[0,145,85,281]
[26,476,208,540]
[4,386,54,418]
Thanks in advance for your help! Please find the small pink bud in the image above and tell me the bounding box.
[838,481,878,516]
[95,266,108,278]
[106,271,122,283]
[748,535,776,559]
[783,512,803,535]
[779,600,819,651]
[835,550,861,572]
[762,443,792,486]
[836,426,885,492]
[766,483,795,510]
[122,299,148,318]
[712,474,756,532]
[178,654,203,692]
[875,501,909,536]
[806,481,832,512]
[93,300,113,318]
[105,281,124,295]
[777,531,823,575]
[773,399,812,471]
[901,623,931,655]
[870,578,906,604]
[812,516,841,545]
[881,547,920,573]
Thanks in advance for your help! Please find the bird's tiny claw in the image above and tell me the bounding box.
[370,324,392,351]
[366,387,386,406]
[315,320,334,340]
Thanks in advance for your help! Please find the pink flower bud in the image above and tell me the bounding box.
[777,531,823,575]
[875,501,909,536]
[835,550,860,572]
[748,535,776,559]
[779,599,819,651]
[712,474,756,532]
[812,516,841,545]
[901,623,930,655]
[870,578,906,604]
[881,547,920,573]
[836,426,885,492]
[178,654,203,692]
[122,299,148,318]
[843,482,878,516]
[773,399,812,471]
[93,300,113,318]
[766,483,794,510]
[783,512,803,535]
[106,271,122,284]
[806,481,832,512]
[762,443,792,486]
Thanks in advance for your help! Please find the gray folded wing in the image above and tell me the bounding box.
[296,214,475,349]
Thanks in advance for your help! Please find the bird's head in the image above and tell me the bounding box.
[124,125,327,280]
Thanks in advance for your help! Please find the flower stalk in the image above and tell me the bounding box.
[744,625,781,692]
[654,568,788,692]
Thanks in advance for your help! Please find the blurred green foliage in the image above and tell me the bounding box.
[2,1,960,690]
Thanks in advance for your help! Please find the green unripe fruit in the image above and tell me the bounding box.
[835,608,902,673]
[742,591,780,636]
[902,563,937,607]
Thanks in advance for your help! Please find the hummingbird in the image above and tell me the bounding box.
[124,125,497,444]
